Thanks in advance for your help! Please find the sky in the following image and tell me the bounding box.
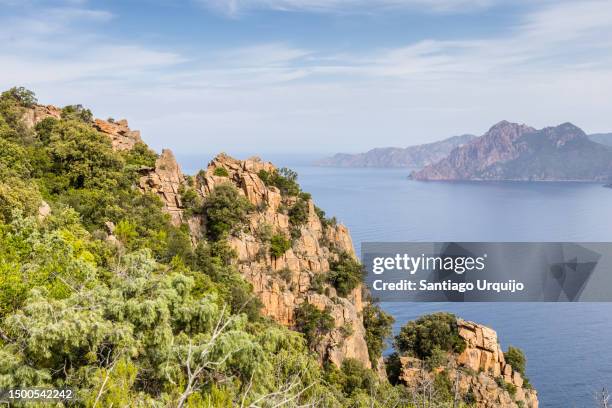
[1,0,611,156]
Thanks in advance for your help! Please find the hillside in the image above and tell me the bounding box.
[589,133,612,147]
[315,134,475,168]
[411,121,612,181]
[0,87,538,407]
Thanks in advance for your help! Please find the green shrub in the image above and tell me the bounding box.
[328,252,363,297]
[0,179,41,223]
[314,205,337,228]
[123,142,157,168]
[505,346,532,389]
[179,186,202,216]
[203,183,253,240]
[294,303,334,349]
[270,234,291,258]
[384,352,403,385]
[433,370,454,402]
[2,86,37,107]
[289,199,309,226]
[339,358,377,396]
[115,219,138,244]
[425,347,447,369]
[277,267,293,283]
[504,346,526,376]
[213,167,229,177]
[310,273,328,294]
[362,304,394,367]
[258,167,300,196]
[496,377,517,397]
[61,104,93,123]
[394,312,466,359]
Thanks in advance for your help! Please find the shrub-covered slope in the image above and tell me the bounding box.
[0,87,538,407]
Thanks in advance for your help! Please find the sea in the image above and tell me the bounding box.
[180,155,612,408]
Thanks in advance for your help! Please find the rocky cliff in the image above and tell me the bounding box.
[19,102,543,404]
[21,102,373,369]
[316,134,475,168]
[399,319,538,408]
[412,121,612,181]
[139,151,373,370]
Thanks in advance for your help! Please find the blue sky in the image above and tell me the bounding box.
[1,0,611,156]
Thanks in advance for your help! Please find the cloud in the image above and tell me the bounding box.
[1,0,611,155]
[0,3,183,87]
[199,0,497,17]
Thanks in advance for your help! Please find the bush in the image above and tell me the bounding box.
[124,142,157,168]
[496,377,517,397]
[314,205,337,228]
[203,183,253,240]
[213,167,229,177]
[328,252,363,297]
[115,219,138,244]
[425,347,447,369]
[270,234,291,258]
[277,267,293,283]
[362,304,394,367]
[294,303,334,349]
[289,199,309,226]
[258,167,300,197]
[179,186,202,216]
[310,273,328,295]
[433,370,454,402]
[2,86,37,107]
[339,358,376,396]
[61,104,93,123]
[394,312,466,359]
[504,346,526,376]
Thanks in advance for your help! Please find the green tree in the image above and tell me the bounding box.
[61,104,93,123]
[294,303,334,350]
[362,304,394,367]
[394,312,466,359]
[2,86,37,107]
[289,199,309,226]
[269,234,291,258]
[328,252,363,297]
[203,183,253,241]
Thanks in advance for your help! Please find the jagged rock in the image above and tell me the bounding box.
[139,149,186,226]
[182,153,372,369]
[399,319,538,408]
[93,118,143,151]
[135,150,371,369]
[104,221,116,234]
[37,200,51,220]
[22,105,62,128]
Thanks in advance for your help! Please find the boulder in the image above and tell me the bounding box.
[93,118,143,151]
[139,149,185,226]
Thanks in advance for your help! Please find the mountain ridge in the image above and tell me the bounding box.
[411,121,612,182]
[315,134,475,168]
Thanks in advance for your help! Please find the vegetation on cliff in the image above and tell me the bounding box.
[0,87,541,407]
[0,87,406,407]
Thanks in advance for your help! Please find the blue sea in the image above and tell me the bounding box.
[294,166,612,408]
[181,156,612,408]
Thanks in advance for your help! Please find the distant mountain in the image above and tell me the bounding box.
[315,134,475,168]
[411,121,612,182]
[589,133,612,147]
